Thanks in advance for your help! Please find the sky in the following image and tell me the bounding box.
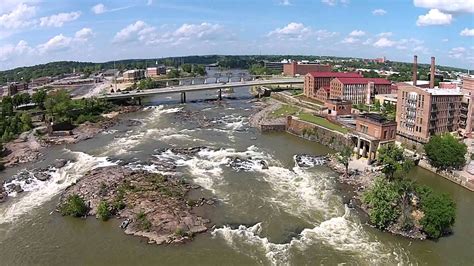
[0,0,473,70]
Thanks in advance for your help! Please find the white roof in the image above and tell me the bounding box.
[424,88,462,96]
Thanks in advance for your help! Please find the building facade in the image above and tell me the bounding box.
[123,69,145,81]
[146,66,166,77]
[459,76,474,137]
[283,62,331,76]
[324,99,352,116]
[396,85,462,144]
[330,77,391,105]
[263,61,285,73]
[303,72,361,99]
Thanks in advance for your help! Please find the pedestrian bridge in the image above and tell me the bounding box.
[98,78,303,102]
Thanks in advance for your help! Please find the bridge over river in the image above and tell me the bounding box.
[98,78,304,103]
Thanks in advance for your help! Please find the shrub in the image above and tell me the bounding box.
[60,194,89,217]
[136,211,152,231]
[97,200,111,221]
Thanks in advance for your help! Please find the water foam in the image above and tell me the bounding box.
[0,150,115,225]
[213,207,411,265]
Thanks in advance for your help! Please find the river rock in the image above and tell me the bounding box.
[35,172,51,181]
[6,183,23,193]
[0,185,7,203]
[53,159,68,169]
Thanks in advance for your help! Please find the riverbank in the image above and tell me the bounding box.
[0,105,142,168]
[59,165,213,245]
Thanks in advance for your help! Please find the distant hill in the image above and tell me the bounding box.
[0,55,469,85]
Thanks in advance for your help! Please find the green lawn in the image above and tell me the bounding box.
[297,113,348,134]
[270,104,301,118]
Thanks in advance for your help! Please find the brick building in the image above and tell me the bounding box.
[315,87,330,102]
[459,76,474,137]
[324,99,352,116]
[396,86,462,144]
[303,72,361,99]
[283,61,331,76]
[352,113,397,163]
[330,77,391,105]
[123,69,145,81]
[146,66,166,77]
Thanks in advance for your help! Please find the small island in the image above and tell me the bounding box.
[59,166,212,244]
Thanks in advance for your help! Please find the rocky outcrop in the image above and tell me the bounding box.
[59,166,212,245]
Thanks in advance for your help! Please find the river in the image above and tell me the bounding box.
[0,86,473,265]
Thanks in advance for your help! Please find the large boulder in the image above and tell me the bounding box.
[34,172,51,181]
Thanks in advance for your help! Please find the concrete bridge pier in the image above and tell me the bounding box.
[218,88,222,101]
[204,78,207,84]
[178,80,183,86]
[191,79,195,85]
[240,77,244,82]
[166,81,169,87]
[180,92,186,103]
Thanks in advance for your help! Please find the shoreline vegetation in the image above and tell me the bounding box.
[252,99,457,240]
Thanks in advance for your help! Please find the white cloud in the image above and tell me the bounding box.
[0,3,36,29]
[0,40,32,61]
[91,3,132,15]
[460,28,474,37]
[75,28,94,42]
[113,20,154,43]
[321,0,350,6]
[416,9,452,26]
[414,0,474,13]
[377,32,393,37]
[38,34,73,54]
[442,38,449,42]
[342,37,359,44]
[267,22,336,41]
[91,3,106,14]
[372,9,387,16]
[280,0,291,6]
[449,47,467,58]
[349,30,365,37]
[373,37,395,48]
[267,22,312,40]
[39,11,81,27]
[147,0,153,6]
[113,21,225,46]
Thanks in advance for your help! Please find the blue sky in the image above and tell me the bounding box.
[0,0,473,70]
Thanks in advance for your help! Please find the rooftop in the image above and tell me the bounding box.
[357,113,396,125]
[335,77,391,85]
[307,71,362,78]
[424,88,462,96]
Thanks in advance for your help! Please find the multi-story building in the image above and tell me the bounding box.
[459,76,474,137]
[146,66,166,77]
[283,61,331,76]
[352,113,397,163]
[396,56,464,145]
[324,99,352,116]
[330,77,391,105]
[396,86,462,144]
[123,69,145,81]
[303,72,361,99]
[263,61,285,73]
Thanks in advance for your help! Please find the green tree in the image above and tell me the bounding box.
[32,89,47,109]
[20,113,32,132]
[362,177,401,229]
[60,194,89,217]
[337,147,352,175]
[373,99,381,112]
[181,64,192,73]
[2,96,14,116]
[377,144,414,180]
[416,186,456,238]
[97,200,111,221]
[424,134,467,171]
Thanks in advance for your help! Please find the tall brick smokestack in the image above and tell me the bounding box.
[413,55,418,86]
[430,56,435,88]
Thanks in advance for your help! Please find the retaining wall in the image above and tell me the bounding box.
[286,116,351,152]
